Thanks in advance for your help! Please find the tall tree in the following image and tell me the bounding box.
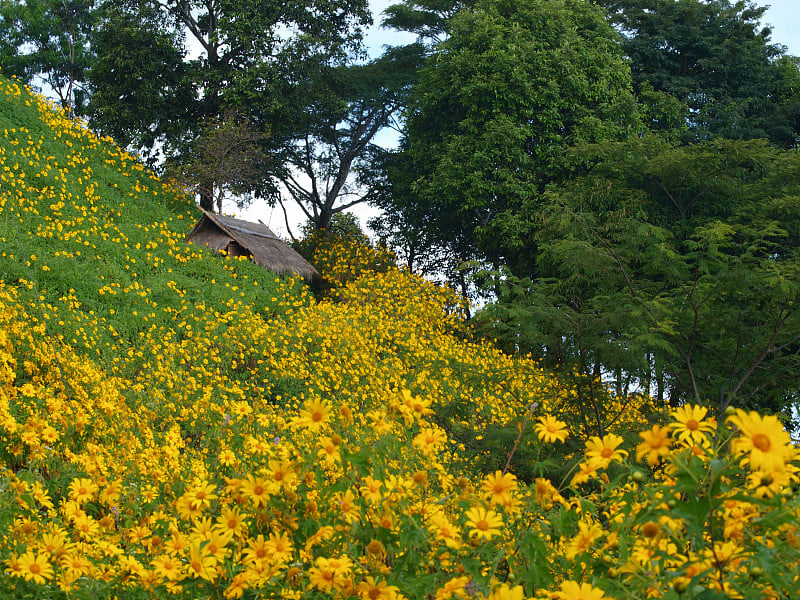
[164,110,270,214]
[381,0,469,46]
[268,44,422,233]
[483,137,800,427]
[85,0,372,210]
[380,0,639,286]
[602,0,800,147]
[86,4,195,166]
[0,0,99,112]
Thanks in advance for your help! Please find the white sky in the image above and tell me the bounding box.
[234,0,800,238]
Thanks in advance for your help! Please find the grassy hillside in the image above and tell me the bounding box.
[1,75,800,600]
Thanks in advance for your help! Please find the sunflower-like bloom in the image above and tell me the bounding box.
[483,583,527,600]
[670,404,716,445]
[481,470,518,506]
[636,425,673,466]
[564,520,604,560]
[16,551,53,584]
[555,580,608,600]
[584,433,628,469]
[68,477,99,504]
[294,398,332,432]
[534,415,569,443]
[357,576,401,600]
[464,505,504,541]
[728,409,795,473]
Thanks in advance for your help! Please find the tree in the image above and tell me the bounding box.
[381,0,639,289]
[0,0,99,112]
[85,5,196,166]
[382,0,470,46]
[601,0,800,147]
[267,44,423,233]
[84,0,372,210]
[482,136,800,428]
[164,110,270,214]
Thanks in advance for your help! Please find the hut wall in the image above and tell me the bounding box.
[188,221,232,253]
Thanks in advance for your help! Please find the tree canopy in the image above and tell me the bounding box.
[377,0,639,279]
[602,0,800,147]
[482,136,800,424]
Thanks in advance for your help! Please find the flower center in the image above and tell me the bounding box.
[752,433,771,452]
[476,519,489,531]
[685,419,700,431]
[601,448,613,458]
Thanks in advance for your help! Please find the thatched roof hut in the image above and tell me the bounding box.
[186,208,318,280]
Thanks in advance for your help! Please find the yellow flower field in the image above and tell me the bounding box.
[1,74,800,600]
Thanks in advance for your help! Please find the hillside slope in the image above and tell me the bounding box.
[1,75,798,600]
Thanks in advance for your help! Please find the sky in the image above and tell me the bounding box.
[757,0,800,55]
[236,0,800,237]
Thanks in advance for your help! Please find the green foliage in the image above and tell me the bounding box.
[381,0,639,288]
[603,0,800,147]
[267,44,423,231]
[382,0,471,45]
[481,136,800,420]
[84,5,195,166]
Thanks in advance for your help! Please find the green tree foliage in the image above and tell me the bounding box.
[602,0,800,147]
[0,0,98,111]
[85,5,195,165]
[378,0,639,285]
[482,137,800,423]
[163,110,271,214]
[83,0,372,211]
[381,0,470,45]
[267,44,423,231]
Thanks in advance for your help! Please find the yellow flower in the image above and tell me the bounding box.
[670,404,716,444]
[428,512,462,549]
[242,534,270,566]
[308,555,352,592]
[464,506,504,541]
[728,409,794,473]
[555,580,608,600]
[186,543,218,581]
[68,477,99,504]
[584,433,628,469]
[481,470,518,506]
[564,520,604,560]
[359,476,384,504]
[571,462,600,486]
[224,572,252,599]
[435,575,471,600]
[16,551,53,584]
[214,506,249,538]
[295,398,331,432]
[151,553,184,581]
[186,480,218,510]
[240,474,276,508]
[534,415,569,443]
[264,530,294,563]
[745,465,797,498]
[636,425,673,466]
[357,576,401,600]
[413,426,448,455]
[483,583,526,600]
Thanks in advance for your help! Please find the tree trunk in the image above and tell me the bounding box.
[199,181,214,212]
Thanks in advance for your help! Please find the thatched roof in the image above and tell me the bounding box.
[185,208,318,280]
